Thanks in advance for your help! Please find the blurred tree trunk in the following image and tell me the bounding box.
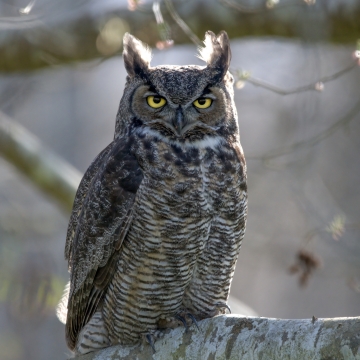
[74,315,360,360]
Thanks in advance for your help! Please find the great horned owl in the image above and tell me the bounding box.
[58,30,247,355]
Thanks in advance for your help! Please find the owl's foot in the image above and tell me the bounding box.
[186,302,231,322]
[75,311,110,355]
[146,334,156,353]
[141,330,164,353]
[158,310,199,331]
[186,312,200,330]
[175,314,189,331]
[175,313,200,331]
[215,302,232,314]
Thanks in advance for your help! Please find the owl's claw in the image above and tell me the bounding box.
[145,334,156,353]
[187,313,200,331]
[175,314,189,332]
[215,302,231,314]
[157,310,200,332]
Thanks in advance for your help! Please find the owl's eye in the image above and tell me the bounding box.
[147,95,166,108]
[193,98,212,109]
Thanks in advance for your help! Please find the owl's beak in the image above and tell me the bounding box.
[173,107,186,135]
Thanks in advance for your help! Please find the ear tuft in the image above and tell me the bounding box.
[198,30,231,82]
[197,31,217,65]
[123,33,152,78]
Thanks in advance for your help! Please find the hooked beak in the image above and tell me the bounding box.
[172,107,186,135]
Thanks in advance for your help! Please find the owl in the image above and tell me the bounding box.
[58,30,247,355]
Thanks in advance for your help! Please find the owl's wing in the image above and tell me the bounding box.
[65,142,115,263]
[65,136,143,350]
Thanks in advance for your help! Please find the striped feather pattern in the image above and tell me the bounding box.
[100,131,247,345]
[75,311,110,355]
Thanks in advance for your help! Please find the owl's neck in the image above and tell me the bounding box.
[134,126,225,150]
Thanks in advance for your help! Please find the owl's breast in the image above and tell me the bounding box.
[104,133,246,344]
[133,132,245,215]
[130,133,245,247]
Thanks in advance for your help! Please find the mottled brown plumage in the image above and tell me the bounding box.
[58,30,247,355]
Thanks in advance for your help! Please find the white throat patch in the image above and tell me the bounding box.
[136,127,224,150]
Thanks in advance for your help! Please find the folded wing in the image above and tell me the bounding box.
[64,136,143,350]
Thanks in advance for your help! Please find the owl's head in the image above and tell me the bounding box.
[116,31,238,145]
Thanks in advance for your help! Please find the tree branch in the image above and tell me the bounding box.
[236,61,359,96]
[164,0,202,47]
[247,98,360,163]
[0,111,81,212]
[219,0,301,14]
[74,315,360,359]
[1,0,360,72]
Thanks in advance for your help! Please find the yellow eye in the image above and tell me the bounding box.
[193,98,212,109]
[147,95,166,108]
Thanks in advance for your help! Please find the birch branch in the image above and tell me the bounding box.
[0,111,81,212]
[75,315,360,360]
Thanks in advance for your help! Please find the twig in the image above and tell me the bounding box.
[19,0,37,14]
[247,98,360,162]
[164,0,202,47]
[237,61,358,95]
[0,0,90,30]
[219,0,306,14]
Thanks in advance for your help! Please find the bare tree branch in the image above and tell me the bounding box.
[0,0,359,71]
[164,0,202,47]
[73,315,360,360]
[219,0,310,14]
[235,61,359,95]
[0,111,81,212]
[161,1,359,97]
[247,98,360,163]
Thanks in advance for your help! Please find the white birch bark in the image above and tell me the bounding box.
[74,315,360,360]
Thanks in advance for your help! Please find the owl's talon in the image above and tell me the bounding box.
[146,334,156,353]
[187,313,200,331]
[176,314,189,332]
[215,303,232,314]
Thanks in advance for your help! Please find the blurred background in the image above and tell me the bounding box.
[0,0,359,359]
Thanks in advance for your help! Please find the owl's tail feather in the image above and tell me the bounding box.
[75,311,110,355]
[56,281,70,324]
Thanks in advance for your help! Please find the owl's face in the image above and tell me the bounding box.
[116,31,238,145]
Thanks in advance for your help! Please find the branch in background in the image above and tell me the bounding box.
[219,0,311,13]
[247,98,360,163]
[160,0,360,97]
[164,0,202,47]
[220,0,271,13]
[152,1,174,49]
[0,111,81,213]
[0,0,359,71]
[234,60,359,95]
[74,315,360,360]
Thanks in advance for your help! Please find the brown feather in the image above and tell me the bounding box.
[65,136,143,350]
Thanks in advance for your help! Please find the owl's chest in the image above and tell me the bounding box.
[133,135,243,218]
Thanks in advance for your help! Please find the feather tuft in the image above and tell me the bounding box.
[56,281,70,324]
[197,31,217,65]
[123,33,152,78]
